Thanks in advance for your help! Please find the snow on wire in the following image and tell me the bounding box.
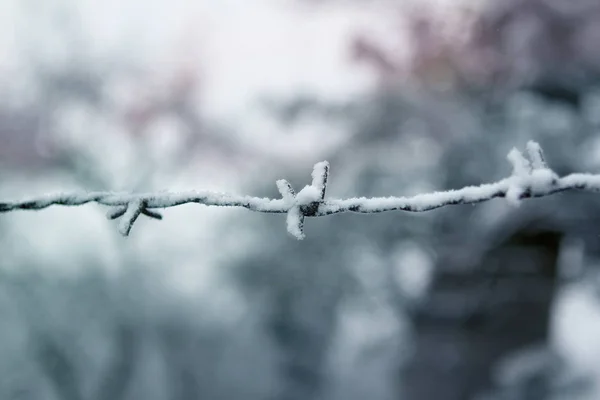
[2,141,600,240]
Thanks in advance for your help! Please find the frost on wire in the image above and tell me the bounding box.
[1,141,600,240]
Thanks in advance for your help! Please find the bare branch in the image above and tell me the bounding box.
[1,142,600,239]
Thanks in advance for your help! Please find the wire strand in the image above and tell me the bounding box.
[1,142,598,239]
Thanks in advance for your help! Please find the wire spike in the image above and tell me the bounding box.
[118,200,143,237]
[106,206,127,220]
[526,141,547,170]
[311,161,330,200]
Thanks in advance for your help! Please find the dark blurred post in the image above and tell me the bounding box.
[402,224,562,399]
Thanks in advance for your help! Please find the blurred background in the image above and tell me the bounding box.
[2,0,600,399]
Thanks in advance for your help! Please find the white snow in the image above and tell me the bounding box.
[506,147,531,205]
[285,206,305,240]
[276,179,296,206]
[310,161,330,197]
[295,185,321,205]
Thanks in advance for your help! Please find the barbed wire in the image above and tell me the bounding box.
[2,141,600,239]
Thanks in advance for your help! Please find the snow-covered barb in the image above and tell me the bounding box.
[506,148,530,206]
[526,141,546,170]
[311,161,329,200]
[117,200,144,236]
[277,178,305,239]
[277,161,329,239]
[276,180,296,205]
[505,141,558,206]
[286,206,305,240]
[0,142,597,239]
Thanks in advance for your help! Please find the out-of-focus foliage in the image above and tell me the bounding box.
[0,266,277,400]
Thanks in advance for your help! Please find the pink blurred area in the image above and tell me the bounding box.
[0,0,480,174]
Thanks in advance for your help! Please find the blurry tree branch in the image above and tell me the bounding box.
[2,141,600,239]
[93,322,139,400]
[34,333,83,400]
[32,322,140,400]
